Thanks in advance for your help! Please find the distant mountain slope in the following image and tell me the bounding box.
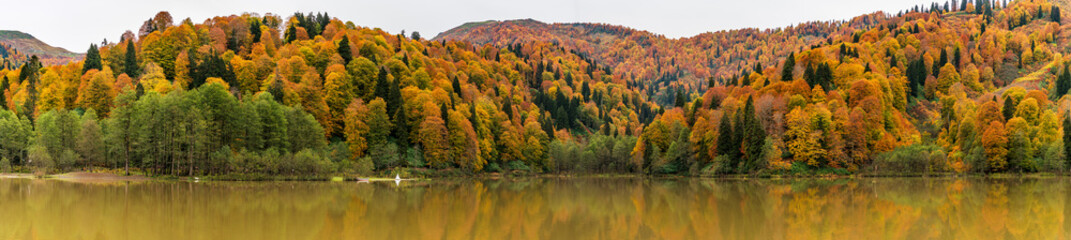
[434,17,874,105]
[0,30,82,66]
[435,0,1071,175]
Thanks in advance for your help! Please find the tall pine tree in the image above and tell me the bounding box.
[674,88,686,108]
[716,111,735,160]
[1064,114,1071,169]
[502,97,514,121]
[781,52,795,81]
[1057,64,1071,97]
[124,40,139,77]
[387,71,403,118]
[392,104,409,148]
[82,44,102,74]
[451,76,462,96]
[0,76,7,109]
[730,108,745,170]
[1054,6,1062,23]
[1003,96,1017,121]
[741,96,766,173]
[20,56,41,121]
[469,104,480,133]
[375,67,391,109]
[285,24,298,43]
[338,35,352,64]
[440,104,450,130]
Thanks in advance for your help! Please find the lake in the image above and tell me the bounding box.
[0,177,1067,239]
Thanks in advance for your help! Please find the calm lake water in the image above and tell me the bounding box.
[0,177,1068,239]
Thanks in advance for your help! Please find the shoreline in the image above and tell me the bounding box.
[0,172,153,183]
[3,170,1070,183]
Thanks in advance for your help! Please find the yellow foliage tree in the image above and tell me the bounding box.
[936,63,959,95]
[785,107,826,167]
[343,99,369,159]
[981,121,1008,172]
[80,69,117,116]
[140,62,173,94]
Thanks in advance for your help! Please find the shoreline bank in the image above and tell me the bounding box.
[3,170,1070,183]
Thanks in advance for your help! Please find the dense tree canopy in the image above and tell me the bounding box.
[2,1,1070,177]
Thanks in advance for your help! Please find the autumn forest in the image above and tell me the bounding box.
[0,0,1069,178]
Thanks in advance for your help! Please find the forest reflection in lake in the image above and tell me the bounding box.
[0,177,1068,239]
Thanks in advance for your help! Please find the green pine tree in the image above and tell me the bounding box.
[338,35,352,64]
[716,111,735,158]
[781,52,795,81]
[1003,96,1017,121]
[730,108,745,169]
[452,76,462,96]
[741,96,766,173]
[21,56,41,122]
[375,67,391,108]
[440,104,450,129]
[469,104,480,133]
[123,40,139,77]
[1064,114,1071,169]
[387,72,403,118]
[0,76,6,109]
[502,97,514,121]
[392,104,409,148]
[82,44,102,74]
[285,24,297,43]
[1057,64,1070,97]
[1053,6,1062,23]
[674,88,686,108]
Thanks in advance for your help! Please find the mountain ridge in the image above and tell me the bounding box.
[434,17,847,105]
[0,30,83,66]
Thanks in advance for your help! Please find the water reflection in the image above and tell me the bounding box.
[0,178,1067,239]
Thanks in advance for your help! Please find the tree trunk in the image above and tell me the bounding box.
[124,146,129,176]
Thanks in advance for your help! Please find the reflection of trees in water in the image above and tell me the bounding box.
[0,178,1068,239]
[0,180,359,239]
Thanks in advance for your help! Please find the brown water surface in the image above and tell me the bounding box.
[0,177,1067,239]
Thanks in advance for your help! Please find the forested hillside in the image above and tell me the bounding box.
[435,18,844,106]
[446,0,1071,175]
[1,0,1069,178]
[0,11,657,177]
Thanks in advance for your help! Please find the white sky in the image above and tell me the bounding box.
[0,0,939,53]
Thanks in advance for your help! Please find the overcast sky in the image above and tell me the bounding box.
[1,0,938,53]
